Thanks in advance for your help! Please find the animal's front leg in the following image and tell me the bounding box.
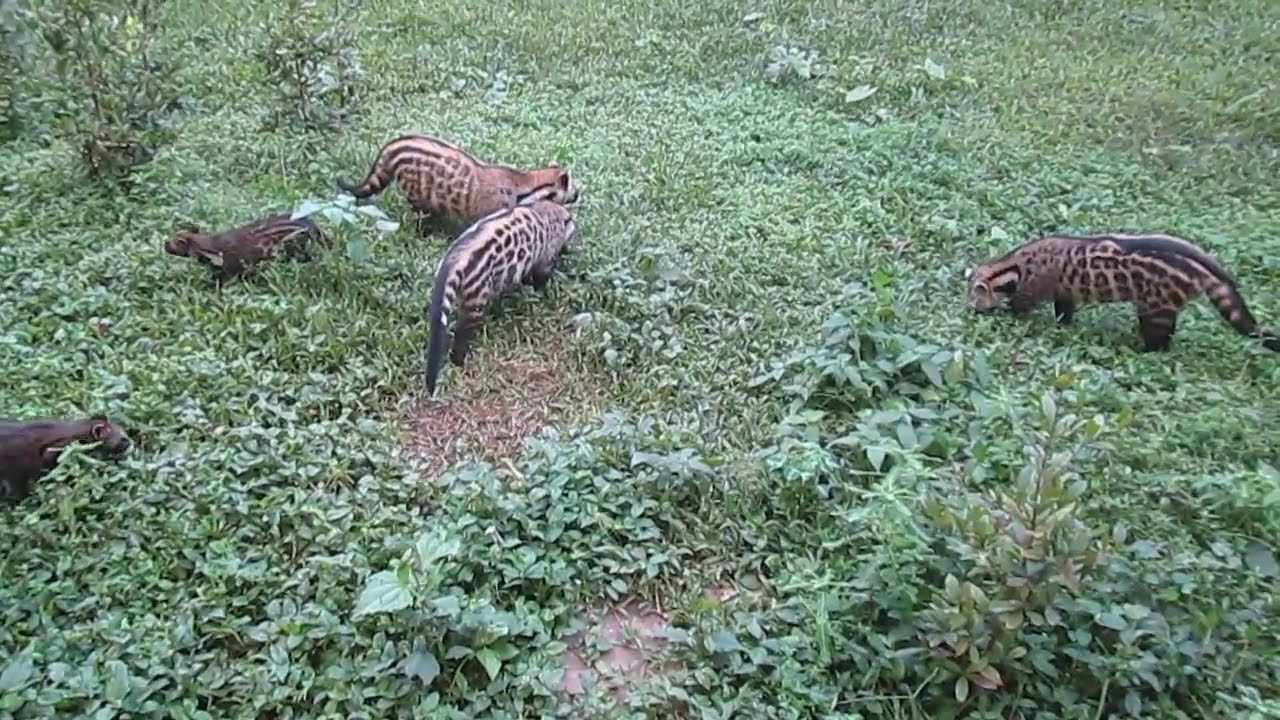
[526,262,555,294]
[1006,280,1044,317]
[1053,296,1076,325]
[414,210,449,238]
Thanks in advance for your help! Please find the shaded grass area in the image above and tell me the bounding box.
[1,0,1277,716]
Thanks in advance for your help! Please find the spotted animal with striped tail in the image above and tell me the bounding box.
[423,199,579,396]
[336,133,581,237]
[163,213,329,282]
[0,416,132,503]
[965,232,1280,352]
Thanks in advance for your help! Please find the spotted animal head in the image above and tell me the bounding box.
[964,265,1012,313]
[164,224,208,257]
[46,416,132,462]
[164,226,228,270]
[522,163,582,207]
[82,416,132,457]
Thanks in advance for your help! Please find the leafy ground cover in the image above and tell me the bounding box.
[1,0,1277,717]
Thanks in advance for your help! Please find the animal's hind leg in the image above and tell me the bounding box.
[449,301,486,367]
[414,211,442,238]
[489,291,521,317]
[1137,306,1178,352]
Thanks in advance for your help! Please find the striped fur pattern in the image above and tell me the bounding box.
[0,416,131,503]
[966,232,1280,352]
[424,199,579,396]
[164,213,329,281]
[336,133,581,237]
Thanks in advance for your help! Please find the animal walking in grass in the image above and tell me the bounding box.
[0,416,132,503]
[337,133,581,238]
[423,199,580,396]
[966,232,1280,352]
[163,213,329,282]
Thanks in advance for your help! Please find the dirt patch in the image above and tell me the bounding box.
[559,584,757,709]
[560,600,677,704]
[402,319,602,477]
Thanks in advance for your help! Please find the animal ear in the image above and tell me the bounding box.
[557,169,570,190]
[547,160,560,168]
[89,419,108,440]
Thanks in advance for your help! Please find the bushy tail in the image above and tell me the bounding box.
[1205,278,1279,351]
[424,261,460,396]
[336,151,391,199]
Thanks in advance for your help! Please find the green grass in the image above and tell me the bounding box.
[2,0,1278,717]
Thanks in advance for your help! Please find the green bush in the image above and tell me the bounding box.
[1,0,1276,716]
[24,0,183,182]
[658,297,1280,718]
[255,0,366,133]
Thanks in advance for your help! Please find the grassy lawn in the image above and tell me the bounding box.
[1,0,1278,716]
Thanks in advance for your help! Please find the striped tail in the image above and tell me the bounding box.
[424,258,461,396]
[1205,277,1280,352]
[336,149,393,199]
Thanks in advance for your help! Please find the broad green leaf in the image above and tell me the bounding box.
[1259,462,1279,483]
[321,206,347,226]
[432,595,463,616]
[866,446,887,471]
[445,645,472,660]
[845,84,877,103]
[944,574,960,603]
[1039,393,1057,422]
[1112,522,1129,545]
[374,219,400,234]
[0,646,33,692]
[895,421,918,449]
[346,236,369,263]
[352,570,413,618]
[920,359,944,388]
[923,57,946,79]
[1244,539,1279,577]
[1121,604,1151,621]
[708,629,743,654]
[291,199,323,219]
[954,675,969,702]
[353,203,388,219]
[943,358,966,385]
[104,660,129,704]
[868,409,903,425]
[1095,611,1127,631]
[474,647,502,682]
[415,528,461,568]
[973,666,1002,690]
[404,647,440,686]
